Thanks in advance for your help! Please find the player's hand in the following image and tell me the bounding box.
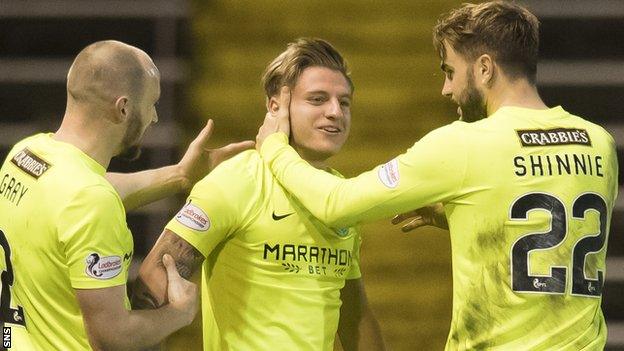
[177,119,254,189]
[256,86,291,151]
[391,203,448,232]
[163,254,199,326]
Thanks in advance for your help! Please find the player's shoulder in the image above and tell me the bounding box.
[8,133,42,152]
[69,184,122,211]
[53,162,113,202]
[193,149,262,191]
[414,120,469,146]
[211,149,260,172]
[56,183,124,226]
[75,183,119,201]
[5,133,51,166]
[567,112,616,146]
[7,133,112,194]
[224,148,262,167]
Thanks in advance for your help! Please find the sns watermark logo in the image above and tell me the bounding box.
[378,158,400,188]
[3,326,10,348]
[85,253,123,279]
[175,201,210,231]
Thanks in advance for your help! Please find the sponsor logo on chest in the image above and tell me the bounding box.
[263,243,353,278]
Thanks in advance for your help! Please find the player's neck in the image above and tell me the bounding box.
[301,154,329,170]
[55,108,118,169]
[306,159,329,170]
[292,145,330,170]
[486,78,548,116]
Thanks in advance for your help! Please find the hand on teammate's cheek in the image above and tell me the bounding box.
[256,86,291,151]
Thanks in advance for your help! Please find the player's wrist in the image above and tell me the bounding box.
[172,163,194,192]
[259,132,289,159]
[164,300,196,327]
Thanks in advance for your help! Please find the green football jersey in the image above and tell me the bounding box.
[261,106,618,350]
[165,150,361,351]
[0,134,133,350]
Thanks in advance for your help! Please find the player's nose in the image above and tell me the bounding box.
[441,78,452,97]
[325,98,343,119]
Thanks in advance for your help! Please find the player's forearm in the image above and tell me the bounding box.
[133,230,204,309]
[260,133,351,226]
[106,165,189,211]
[349,308,385,351]
[132,273,165,309]
[88,305,192,351]
[261,133,400,227]
[132,242,169,308]
[338,280,385,351]
[79,283,196,351]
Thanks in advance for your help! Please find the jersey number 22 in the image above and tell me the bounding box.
[510,192,607,297]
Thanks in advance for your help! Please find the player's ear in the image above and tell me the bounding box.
[477,54,494,86]
[113,96,129,124]
[267,95,279,114]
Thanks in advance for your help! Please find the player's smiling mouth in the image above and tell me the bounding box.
[318,126,342,134]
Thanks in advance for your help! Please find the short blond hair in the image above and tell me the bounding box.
[261,38,353,98]
[433,1,540,83]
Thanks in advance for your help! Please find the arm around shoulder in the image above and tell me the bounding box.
[260,124,467,228]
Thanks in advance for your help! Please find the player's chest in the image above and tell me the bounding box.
[241,186,355,247]
[227,187,356,274]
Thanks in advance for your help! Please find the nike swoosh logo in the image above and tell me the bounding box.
[123,252,133,261]
[272,211,294,221]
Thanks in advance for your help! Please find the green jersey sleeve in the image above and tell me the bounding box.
[261,125,468,228]
[57,185,132,289]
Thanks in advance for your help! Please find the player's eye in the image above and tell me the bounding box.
[308,96,325,104]
[340,99,351,108]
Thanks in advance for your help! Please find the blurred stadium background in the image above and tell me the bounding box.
[0,0,622,350]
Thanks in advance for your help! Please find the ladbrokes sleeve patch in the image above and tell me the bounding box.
[378,158,400,188]
[85,253,123,280]
[175,201,211,231]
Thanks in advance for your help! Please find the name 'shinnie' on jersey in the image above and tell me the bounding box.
[513,128,604,178]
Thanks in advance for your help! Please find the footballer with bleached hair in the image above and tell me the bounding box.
[134,38,385,351]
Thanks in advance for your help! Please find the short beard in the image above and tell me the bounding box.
[117,145,142,161]
[458,68,487,123]
[118,114,143,161]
